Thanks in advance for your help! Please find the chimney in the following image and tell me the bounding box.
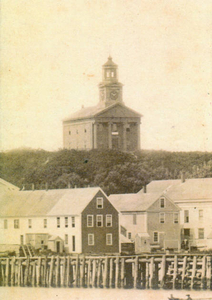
[143,185,147,193]
[181,171,185,183]
[45,182,48,191]
[75,185,77,189]
[22,184,25,191]
[32,183,35,191]
[68,182,71,189]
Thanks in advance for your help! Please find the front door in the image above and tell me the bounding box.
[56,241,60,253]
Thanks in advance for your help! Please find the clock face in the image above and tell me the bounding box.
[110,90,119,100]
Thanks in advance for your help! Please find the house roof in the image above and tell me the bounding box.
[63,102,142,122]
[103,56,117,67]
[48,235,63,241]
[141,178,212,202]
[0,187,102,217]
[109,193,162,212]
[0,178,19,192]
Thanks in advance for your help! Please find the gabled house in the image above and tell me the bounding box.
[138,177,212,250]
[109,192,181,253]
[0,187,119,254]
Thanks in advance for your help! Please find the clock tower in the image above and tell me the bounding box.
[98,56,123,107]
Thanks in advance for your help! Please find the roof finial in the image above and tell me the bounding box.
[109,44,112,60]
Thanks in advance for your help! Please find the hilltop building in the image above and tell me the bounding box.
[63,57,142,152]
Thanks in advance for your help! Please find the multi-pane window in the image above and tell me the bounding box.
[173,213,179,224]
[128,232,132,239]
[28,219,32,228]
[65,217,68,228]
[57,217,60,228]
[96,197,103,209]
[106,215,112,227]
[14,219,19,229]
[106,234,113,245]
[153,232,159,243]
[160,198,165,208]
[44,219,47,228]
[96,215,103,227]
[87,215,93,227]
[4,220,7,229]
[199,210,203,221]
[159,213,165,223]
[184,210,189,223]
[198,228,204,239]
[133,214,137,225]
[65,234,68,245]
[88,234,94,245]
[72,217,75,228]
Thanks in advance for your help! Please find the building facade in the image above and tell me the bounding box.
[63,57,142,152]
[0,187,119,254]
[139,178,212,250]
[109,192,181,253]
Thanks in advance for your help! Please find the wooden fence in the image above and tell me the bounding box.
[0,254,211,289]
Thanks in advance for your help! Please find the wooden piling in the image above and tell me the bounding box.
[191,255,197,289]
[5,258,9,287]
[206,256,211,289]
[160,255,166,288]
[120,257,125,288]
[109,258,113,288]
[134,256,138,289]
[173,255,177,289]
[115,256,119,288]
[103,257,108,288]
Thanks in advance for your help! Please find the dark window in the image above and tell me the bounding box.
[96,215,103,227]
[198,228,204,239]
[57,217,60,228]
[96,197,103,209]
[72,217,75,228]
[159,213,165,223]
[72,236,76,251]
[184,210,189,223]
[154,232,158,242]
[106,215,112,227]
[160,198,165,208]
[44,219,47,228]
[14,219,19,229]
[65,217,68,228]
[28,219,32,228]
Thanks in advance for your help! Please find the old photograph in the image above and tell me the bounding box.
[1,1,212,299]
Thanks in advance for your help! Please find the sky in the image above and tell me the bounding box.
[1,0,212,152]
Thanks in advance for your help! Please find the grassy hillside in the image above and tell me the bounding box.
[1,148,212,195]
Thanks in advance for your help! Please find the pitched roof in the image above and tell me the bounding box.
[0,178,19,192]
[0,187,102,217]
[63,102,142,122]
[103,56,117,67]
[109,193,162,212]
[141,178,212,202]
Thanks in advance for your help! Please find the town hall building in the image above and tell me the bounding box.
[63,57,142,152]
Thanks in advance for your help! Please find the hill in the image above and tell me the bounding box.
[1,148,212,195]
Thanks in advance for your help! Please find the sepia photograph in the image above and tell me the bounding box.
[0,1,212,299]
